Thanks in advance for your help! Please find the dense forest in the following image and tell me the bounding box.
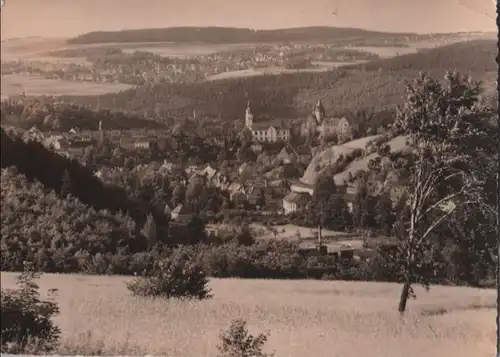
[346,39,497,73]
[0,127,169,236]
[62,39,496,129]
[67,26,422,45]
[0,100,168,131]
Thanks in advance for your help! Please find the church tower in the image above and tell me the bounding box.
[313,100,325,124]
[245,101,254,129]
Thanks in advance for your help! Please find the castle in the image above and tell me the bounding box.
[300,100,351,139]
[245,101,291,143]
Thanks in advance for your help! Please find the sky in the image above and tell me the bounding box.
[0,0,497,39]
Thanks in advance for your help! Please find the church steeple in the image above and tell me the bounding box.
[313,100,325,123]
[245,100,254,129]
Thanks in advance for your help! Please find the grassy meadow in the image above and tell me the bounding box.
[1,272,495,357]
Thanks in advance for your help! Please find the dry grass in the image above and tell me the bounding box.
[1,272,495,357]
[301,135,410,186]
[205,62,370,81]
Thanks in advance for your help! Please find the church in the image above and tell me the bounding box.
[244,101,291,143]
[300,100,351,139]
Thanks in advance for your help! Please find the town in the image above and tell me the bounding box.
[0,11,497,357]
[2,43,381,86]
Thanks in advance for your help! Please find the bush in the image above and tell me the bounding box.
[217,319,274,357]
[1,264,61,353]
[126,249,212,300]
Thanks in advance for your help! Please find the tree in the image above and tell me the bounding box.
[60,169,74,197]
[307,172,337,231]
[375,192,396,236]
[352,179,376,230]
[328,195,352,231]
[141,214,157,249]
[388,72,495,314]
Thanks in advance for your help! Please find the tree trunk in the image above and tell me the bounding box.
[398,274,411,314]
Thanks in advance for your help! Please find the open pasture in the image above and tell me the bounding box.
[0,272,495,357]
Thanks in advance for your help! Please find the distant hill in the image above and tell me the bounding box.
[68,26,423,45]
[63,39,496,129]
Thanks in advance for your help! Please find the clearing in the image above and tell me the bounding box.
[0,272,494,357]
[300,135,408,186]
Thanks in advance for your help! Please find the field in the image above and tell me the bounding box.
[0,272,495,357]
[205,61,370,81]
[300,135,398,186]
[0,74,132,97]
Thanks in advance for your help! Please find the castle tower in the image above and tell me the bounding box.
[245,101,254,129]
[313,100,325,124]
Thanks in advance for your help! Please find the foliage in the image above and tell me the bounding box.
[0,100,165,131]
[1,264,61,353]
[380,71,497,313]
[126,249,212,300]
[217,319,273,357]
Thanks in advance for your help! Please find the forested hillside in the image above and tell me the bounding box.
[68,26,419,45]
[0,128,169,234]
[347,40,497,73]
[1,101,168,131]
[66,70,493,129]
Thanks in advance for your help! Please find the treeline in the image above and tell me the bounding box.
[346,40,497,73]
[0,100,167,131]
[67,26,418,45]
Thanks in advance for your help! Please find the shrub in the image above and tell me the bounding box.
[217,319,274,357]
[126,249,212,300]
[1,264,61,353]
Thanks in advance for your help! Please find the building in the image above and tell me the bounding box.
[245,101,291,143]
[290,180,314,196]
[301,100,352,138]
[133,140,153,150]
[282,192,310,215]
[171,204,192,221]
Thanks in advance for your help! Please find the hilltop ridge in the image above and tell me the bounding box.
[68,26,441,45]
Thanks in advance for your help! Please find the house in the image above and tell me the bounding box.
[246,186,265,207]
[282,192,310,215]
[244,101,291,143]
[198,165,218,181]
[300,100,354,138]
[290,180,314,196]
[210,171,228,188]
[44,135,69,151]
[160,160,176,172]
[238,163,254,175]
[277,146,295,164]
[69,127,79,134]
[133,140,153,150]
[230,187,247,206]
[251,141,263,153]
[293,145,313,164]
[25,126,45,142]
[171,204,192,221]
[164,204,172,218]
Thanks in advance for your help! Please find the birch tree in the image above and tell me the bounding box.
[387,71,495,314]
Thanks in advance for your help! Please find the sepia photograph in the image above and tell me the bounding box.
[0,1,498,357]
